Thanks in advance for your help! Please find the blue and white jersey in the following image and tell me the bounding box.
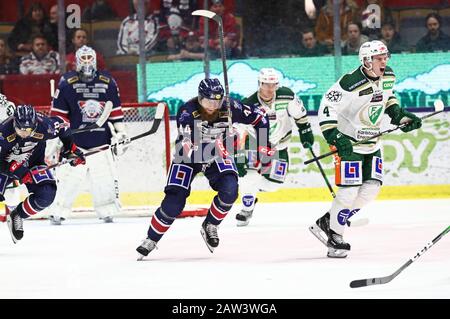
[50,70,123,150]
[0,114,72,171]
[174,97,270,163]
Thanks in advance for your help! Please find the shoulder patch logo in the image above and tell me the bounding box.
[99,75,110,84]
[67,76,79,84]
[326,90,342,102]
[7,133,16,142]
[383,81,394,90]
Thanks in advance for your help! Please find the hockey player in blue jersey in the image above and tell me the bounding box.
[136,78,274,259]
[1,105,85,243]
[47,45,129,225]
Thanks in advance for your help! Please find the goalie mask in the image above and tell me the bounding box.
[76,45,97,82]
[14,104,38,138]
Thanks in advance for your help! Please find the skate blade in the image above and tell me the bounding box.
[309,224,328,247]
[236,219,250,227]
[137,254,145,261]
[200,228,215,253]
[6,216,18,244]
[327,248,348,258]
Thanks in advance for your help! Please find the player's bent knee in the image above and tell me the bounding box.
[161,188,188,216]
[217,175,239,204]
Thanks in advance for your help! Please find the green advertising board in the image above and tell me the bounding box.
[138,52,450,115]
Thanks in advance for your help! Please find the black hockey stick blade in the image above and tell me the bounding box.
[71,100,113,134]
[350,225,450,288]
[305,99,446,165]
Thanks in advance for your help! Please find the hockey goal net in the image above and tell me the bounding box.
[0,101,211,222]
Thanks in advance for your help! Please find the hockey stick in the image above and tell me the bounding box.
[192,10,232,130]
[309,147,369,228]
[350,225,450,288]
[32,102,166,173]
[305,100,446,165]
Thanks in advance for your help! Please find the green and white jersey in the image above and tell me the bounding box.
[241,86,308,150]
[318,66,398,154]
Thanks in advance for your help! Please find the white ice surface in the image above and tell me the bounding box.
[0,199,449,299]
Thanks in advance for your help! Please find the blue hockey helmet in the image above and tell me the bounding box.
[198,78,224,109]
[14,104,38,137]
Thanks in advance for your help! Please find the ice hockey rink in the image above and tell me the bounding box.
[0,199,448,299]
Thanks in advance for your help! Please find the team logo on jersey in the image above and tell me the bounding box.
[368,104,383,125]
[78,100,105,123]
[325,90,342,102]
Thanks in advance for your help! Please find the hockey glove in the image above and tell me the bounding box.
[386,105,422,133]
[61,143,86,167]
[324,129,353,157]
[8,161,33,184]
[234,149,247,178]
[108,122,130,156]
[298,122,314,149]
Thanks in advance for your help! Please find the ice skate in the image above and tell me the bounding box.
[6,209,24,244]
[309,212,330,247]
[136,238,158,260]
[200,220,219,253]
[327,230,351,258]
[102,216,114,223]
[236,209,253,227]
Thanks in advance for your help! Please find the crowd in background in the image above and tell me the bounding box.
[0,0,449,75]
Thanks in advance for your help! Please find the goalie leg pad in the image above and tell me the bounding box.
[47,163,87,219]
[87,150,121,219]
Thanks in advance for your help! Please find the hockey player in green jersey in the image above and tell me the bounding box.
[310,40,422,258]
[235,68,314,226]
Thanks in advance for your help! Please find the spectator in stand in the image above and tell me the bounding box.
[342,22,369,55]
[167,31,204,61]
[416,13,450,53]
[66,28,106,71]
[0,38,20,75]
[297,29,330,57]
[8,2,57,53]
[315,0,358,47]
[82,0,117,22]
[198,0,240,58]
[380,21,407,53]
[117,0,160,55]
[158,0,198,54]
[19,35,59,75]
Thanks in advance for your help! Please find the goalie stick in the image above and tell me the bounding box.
[304,99,446,165]
[192,9,232,130]
[350,225,450,288]
[32,102,166,173]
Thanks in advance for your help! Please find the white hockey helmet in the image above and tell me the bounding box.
[76,45,97,82]
[359,40,390,69]
[0,93,16,120]
[258,68,279,86]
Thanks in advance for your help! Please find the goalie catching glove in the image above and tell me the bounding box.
[61,143,86,166]
[108,122,130,156]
